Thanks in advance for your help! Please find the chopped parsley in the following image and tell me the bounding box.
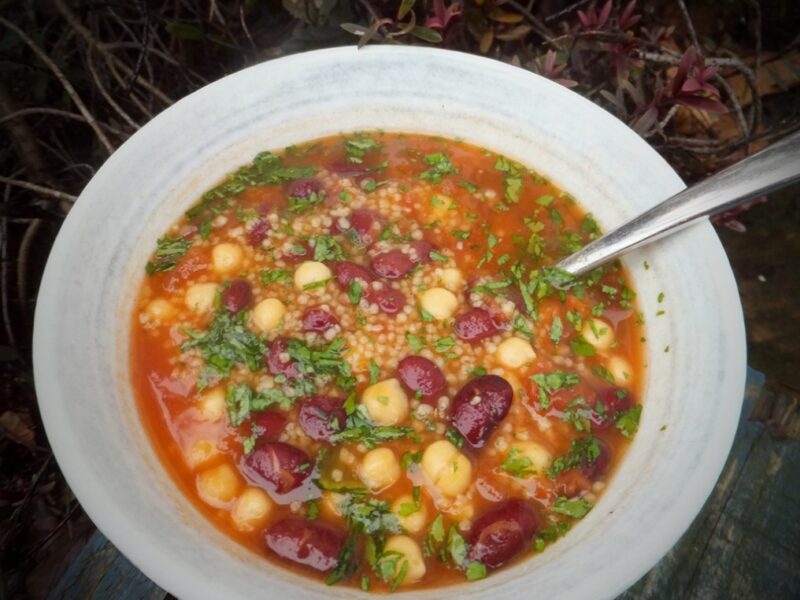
[181,310,265,386]
[499,448,536,478]
[445,428,465,448]
[570,336,597,357]
[283,337,356,395]
[591,364,616,384]
[261,269,292,285]
[347,279,363,305]
[146,235,192,274]
[547,437,601,478]
[288,191,325,213]
[225,383,291,427]
[550,315,563,345]
[419,152,458,183]
[615,404,642,438]
[561,396,593,432]
[368,360,381,385]
[459,179,479,193]
[312,234,346,261]
[465,561,487,581]
[433,336,455,353]
[406,332,426,352]
[530,371,580,410]
[429,250,448,263]
[551,496,593,518]
[495,156,524,203]
[344,134,380,163]
[330,405,418,448]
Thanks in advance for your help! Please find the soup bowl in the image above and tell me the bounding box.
[33,46,745,599]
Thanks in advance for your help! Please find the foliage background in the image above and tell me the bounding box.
[1,1,798,597]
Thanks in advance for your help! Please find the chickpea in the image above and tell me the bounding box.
[421,440,472,497]
[186,439,218,468]
[496,337,537,369]
[508,441,553,475]
[211,243,244,275]
[418,287,459,320]
[439,268,463,292]
[252,298,286,333]
[185,282,218,313]
[361,378,409,426]
[582,318,614,351]
[391,494,429,534]
[198,387,226,420]
[358,447,401,491]
[196,463,241,506]
[294,260,332,290]
[231,487,273,532]
[382,535,427,585]
[144,298,175,322]
[607,355,633,386]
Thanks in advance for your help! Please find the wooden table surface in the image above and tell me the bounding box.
[48,368,800,600]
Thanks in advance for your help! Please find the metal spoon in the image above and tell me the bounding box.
[555,131,800,276]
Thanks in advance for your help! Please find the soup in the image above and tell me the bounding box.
[132,133,644,591]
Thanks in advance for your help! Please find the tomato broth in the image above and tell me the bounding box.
[132,133,644,592]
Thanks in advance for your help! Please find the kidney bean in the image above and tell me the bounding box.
[396,356,446,403]
[346,209,382,246]
[468,499,539,569]
[365,288,406,315]
[282,240,312,263]
[250,411,287,440]
[450,375,513,448]
[409,240,435,264]
[454,308,499,343]
[328,160,371,177]
[241,441,313,495]
[287,177,323,198]
[298,395,346,442]
[590,388,635,430]
[266,518,345,572]
[221,279,252,314]
[371,250,414,280]
[248,219,270,247]
[581,438,611,480]
[301,307,339,333]
[263,338,300,379]
[333,261,375,289]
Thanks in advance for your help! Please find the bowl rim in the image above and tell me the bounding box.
[33,44,746,599]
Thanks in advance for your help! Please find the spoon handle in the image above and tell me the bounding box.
[555,131,800,276]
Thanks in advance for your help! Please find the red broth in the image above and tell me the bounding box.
[132,133,644,591]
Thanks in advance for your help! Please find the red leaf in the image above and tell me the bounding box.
[672,45,697,96]
[598,0,613,27]
[577,10,592,28]
[620,0,640,29]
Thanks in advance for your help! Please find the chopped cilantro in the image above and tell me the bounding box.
[446,526,468,567]
[362,178,377,192]
[261,269,292,285]
[330,405,418,447]
[550,315,563,345]
[530,371,580,409]
[288,191,325,213]
[344,134,380,163]
[347,279,363,305]
[434,336,455,353]
[570,336,597,357]
[495,156,524,203]
[306,500,320,520]
[561,396,592,432]
[551,496,593,518]
[312,234,346,261]
[451,229,471,241]
[547,437,601,478]
[423,514,446,557]
[146,235,192,274]
[225,383,291,427]
[459,180,479,193]
[368,360,380,385]
[429,250,448,263]
[445,428,465,448]
[465,561,487,581]
[615,404,642,438]
[470,366,488,377]
[499,448,536,478]
[591,364,615,384]
[536,194,554,207]
[419,152,458,183]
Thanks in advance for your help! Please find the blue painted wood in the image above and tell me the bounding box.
[47,529,165,600]
[52,368,800,599]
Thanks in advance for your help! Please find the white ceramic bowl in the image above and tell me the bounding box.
[33,46,745,599]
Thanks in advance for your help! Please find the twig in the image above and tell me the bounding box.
[503,0,556,43]
[676,0,701,54]
[0,176,77,202]
[17,219,42,327]
[0,107,126,135]
[544,0,593,23]
[24,499,81,558]
[53,0,174,106]
[86,47,141,130]
[0,454,53,548]
[0,17,115,155]
[657,104,679,133]
[240,4,256,51]
[125,0,152,94]
[713,72,749,138]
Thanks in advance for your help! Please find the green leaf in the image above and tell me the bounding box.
[547,437,601,478]
[348,279,363,305]
[551,496,593,518]
[261,269,292,285]
[465,561,487,580]
[397,0,416,19]
[368,360,380,385]
[615,404,642,438]
[550,315,563,344]
[570,336,597,357]
[146,235,192,274]
[419,152,457,183]
[446,526,468,567]
[325,534,358,585]
[406,332,426,352]
[499,447,536,478]
[424,514,446,556]
[411,26,443,43]
[312,234,346,261]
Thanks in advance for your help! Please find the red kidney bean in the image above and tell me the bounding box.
[248,219,270,247]
[181,224,198,240]
[396,356,446,403]
[263,338,300,379]
[282,240,312,263]
[409,240,435,264]
[287,177,323,198]
[454,308,499,343]
[250,411,287,440]
[333,261,375,289]
[365,288,406,315]
[298,395,346,442]
[468,499,539,569]
[266,518,345,572]
[581,438,611,480]
[221,279,252,314]
[371,250,414,280]
[347,209,382,246]
[301,307,339,333]
[241,441,313,495]
[590,388,635,430]
[450,375,513,448]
